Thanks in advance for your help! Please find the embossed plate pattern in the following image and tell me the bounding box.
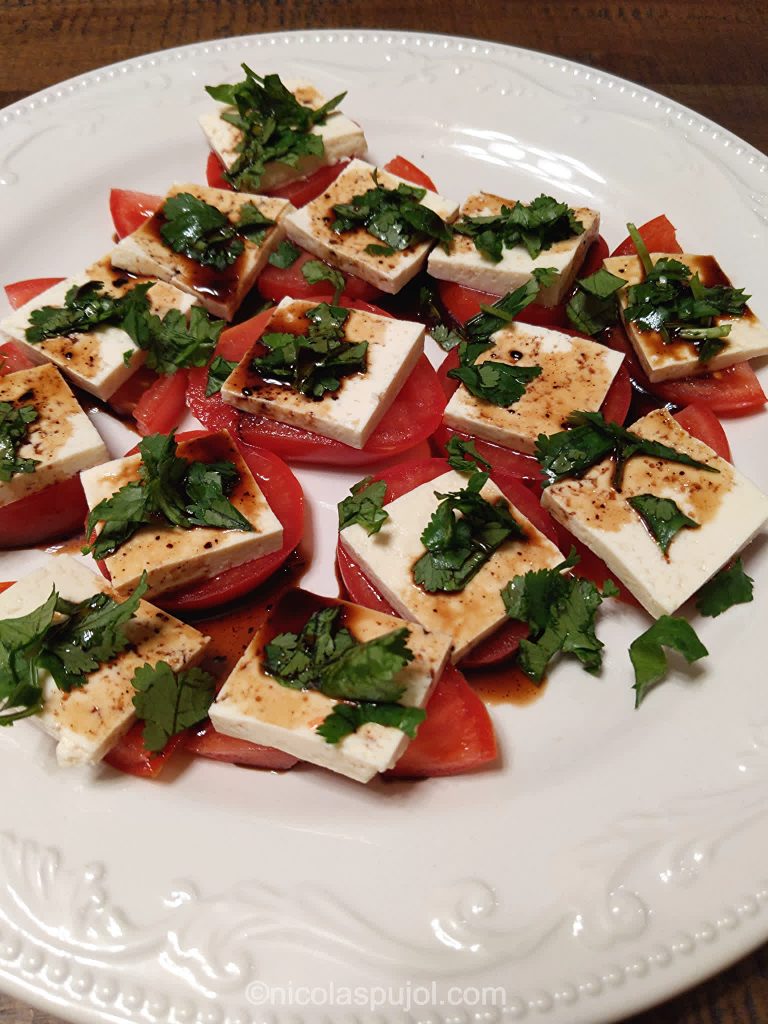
[0,30,767,1024]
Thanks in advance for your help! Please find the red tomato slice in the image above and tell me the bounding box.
[159,435,304,613]
[579,235,610,277]
[265,160,349,206]
[383,156,437,191]
[109,188,162,239]
[0,474,89,548]
[606,324,766,417]
[459,620,529,669]
[432,424,544,484]
[611,214,682,257]
[5,277,65,310]
[0,583,13,593]
[673,404,732,461]
[387,663,497,778]
[0,341,37,376]
[133,369,188,436]
[184,721,298,769]
[600,362,632,425]
[107,366,160,418]
[560,532,639,607]
[104,723,186,779]
[257,248,381,304]
[205,151,233,191]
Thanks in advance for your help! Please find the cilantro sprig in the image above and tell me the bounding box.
[206,355,239,397]
[566,267,625,336]
[84,432,253,561]
[338,476,389,535]
[413,471,525,593]
[206,67,345,192]
[131,661,216,752]
[453,193,584,262]
[629,616,708,707]
[535,411,719,491]
[502,550,618,682]
[251,302,367,399]
[628,494,699,554]
[0,575,147,725]
[160,193,274,271]
[301,259,345,302]
[695,559,754,618]
[445,437,491,474]
[268,240,301,268]
[0,402,38,482]
[332,171,451,256]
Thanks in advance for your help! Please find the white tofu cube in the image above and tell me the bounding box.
[199,78,367,192]
[0,555,209,766]
[603,253,768,382]
[0,364,108,509]
[110,183,294,320]
[340,469,564,660]
[284,158,459,294]
[0,257,194,400]
[443,321,624,455]
[80,431,283,599]
[427,192,599,306]
[541,408,768,618]
[210,589,452,783]
[221,297,425,448]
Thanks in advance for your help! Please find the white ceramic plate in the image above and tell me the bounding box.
[1,30,767,1024]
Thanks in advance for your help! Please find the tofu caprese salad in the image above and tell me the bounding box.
[0,67,766,785]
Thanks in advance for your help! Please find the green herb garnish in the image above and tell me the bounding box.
[131,661,216,752]
[566,267,625,335]
[628,494,699,554]
[301,259,345,303]
[453,193,584,262]
[462,268,553,342]
[502,549,618,682]
[331,171,451,254]
[206,67,345,192]
[317,702,426,744]
[26,280,152,345]
[0,402,38,482]
[268,240,301,268]
[251,302,367,399]
[338,476,389,535]
[413,471,525,593]
[695,559,754,618]
[0,575,147,724]
[205,355,239,397]
[535,411,719,491]
[445,436,491,474]
[448,348,541,407]
[629,616,708,707]
[84,432,252,560]
[127,305,225,376]
[160,193,273,270]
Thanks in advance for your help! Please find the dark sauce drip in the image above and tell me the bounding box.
[143,212,246,305]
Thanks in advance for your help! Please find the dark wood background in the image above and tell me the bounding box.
[1,2,767,1022]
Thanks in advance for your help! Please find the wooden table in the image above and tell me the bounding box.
[1,2,766,1022]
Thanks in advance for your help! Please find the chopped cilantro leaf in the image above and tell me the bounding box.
[317,702,426,744]
[462,270,550,343]
[629,616,708,707]
[237,201,276,242]
[301,259,345,303]
[431,323,464,351]
[129,306,225,376]
[445,436,491,474]
[502,549,618,681]
[26,280,153,345]
[251,302,367,399]
[628,493,699,554]
[206,67,345,192]
[566,267,625,335]
[413,471,525,593]
[535,410,719,491]
[84,432,252,560]
[453,194,584,262]
[0,402,38,482]
[160,192,246,270]
[695,559,754,617]
[206,355,238,396]
[338,476,389,535]
[131,661,215,752]
[268,240,301,268]
[448,352,541,407]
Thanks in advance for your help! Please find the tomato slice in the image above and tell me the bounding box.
[579,235,610,277]
[387,663,497,778]
[0,474,89,548]
[133,369,188,436]
[184,720,299,769]
[5,277,65,310]
[265,160,349,206]
[673,403,732,461]
[107,365,160,418]
[159,436,304,613]
[257,247,382,305]
[383,156,437,191]
[205,151,233,191]
[109,188,162,239]
[104,724,186,779]
[432,424,543,484]
[0,341,37,376]
[606,323,766,417]
[600,362,632,425]
[611,214,682,257]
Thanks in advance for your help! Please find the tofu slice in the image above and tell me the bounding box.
[0,258,194,400]
[427,192,599,306]
[443,321,624,455]
[221,297,424,448]
[199,78,367,192]
[80,431,283,599]
[210,589,452,783]
[0,555,209,766]
[340,470,563,660]
[284,158,459,294]
[542,408,768,617]
[0,364,107,509]
[110,183,294,320]
[603,253,768,382]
